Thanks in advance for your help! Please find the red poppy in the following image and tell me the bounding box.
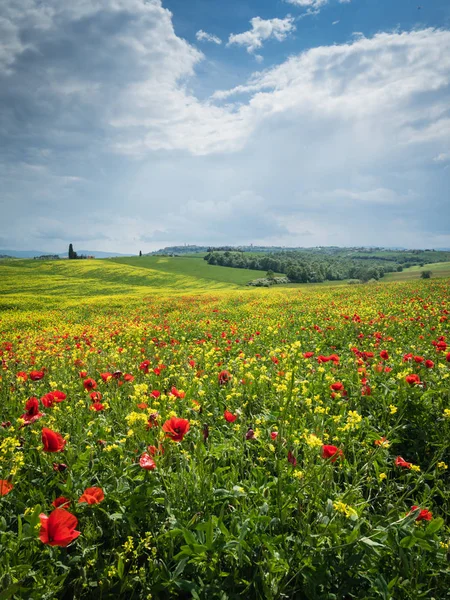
[394,456,411,469]
[218,370,231,385]
[270,431,278,440]
[53,462,68,472]
[0,480,13,496]
[139,360,151,373]
[170,386,185,399]
[139,453,157,470]
[90,402,105,411]
[78,487,104,504]
[150,390,161,399]
[89,391,102,402]
[287,451,297,466]
[124,373,134,382]
[148,444,164,456]
[100,372,112,382]
[405,374,421,385]
[52,496,71,509]
[413,356,424,363]
[21,397,43,422]
[147,412,159,429]
[137,402,148,409]
[16,371,28,382]
[79,370,87,378]
[321,445,343,462]
[409,506,432,521]
[162,417,190,442]
[425,360,434,369]
[379,350,389,360]
[224,410,237,423]
[52,391,66,402]
[330,382,344,392]
[446,352,450,362]
[42,427,66,452]
[30,370,45,381]
[83,378,97,391]
[41,393,55,408]
[303,352,314,359]
[39,509,80,547]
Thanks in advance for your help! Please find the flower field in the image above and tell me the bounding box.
[1,274,450,599]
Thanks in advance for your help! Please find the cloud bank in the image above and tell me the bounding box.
[0,0,449,251]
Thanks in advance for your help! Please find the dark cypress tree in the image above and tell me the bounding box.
[68,244,74,259]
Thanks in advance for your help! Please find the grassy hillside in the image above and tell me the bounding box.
[0,258,241,312]
[110,255,283,285]
[383,261,450,281]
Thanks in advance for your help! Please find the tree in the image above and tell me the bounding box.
[421,270,432,279]
[266,270,275,280]
[139,250,142,257]
[68,244,77,260]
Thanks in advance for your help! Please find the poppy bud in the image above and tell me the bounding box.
[245,428,255,440]
[203,423,209,442]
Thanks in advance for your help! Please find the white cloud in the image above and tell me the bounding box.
[0,0,449,251]
[196,30,222,45]
[284,0,328,9]
[228,16,296,54]
[434,152,450,163]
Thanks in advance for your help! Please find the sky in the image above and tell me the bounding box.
[0,0,449,253]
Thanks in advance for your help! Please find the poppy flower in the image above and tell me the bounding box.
[83,378,97,391]
[42,427,66,452]
[224,410,237,423]
[53,463,68,472]
[0,480,13,496]
[321,445,343,462]
[303,352,314,359]
[162,417,190,442]
[405,374,421,385]
[41,393,55,408]
[52,496,71,509]
[409,506,432,521]
[150,390,161,399]
[245,428,255,440]
[148,444,164,456]
[52,391,66,402]
[139,453,156,470]
[147,412,159,429]
[90,402,105,411]
[287,451,297,466]
[425,360,434,369]
[39,509,80,547]
[16,371,28,382]
[379,350,389,360]
[78,487,104,504]
[100,372,112,382]
[139,360,151,373]
[21,397,43,422]
[218,370,231,385]
[79,370,87,378]
[124,373,134,382]
[270,431,279,440]
[89,391,102,402]
[395,456,411,469]
[29,370,45,381]
[374,437,389,447]
[170,386,185,399]
[330,382,344,392]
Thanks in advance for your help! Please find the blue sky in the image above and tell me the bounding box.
[0,0,449,252]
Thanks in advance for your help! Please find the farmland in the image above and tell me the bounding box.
[0,260,449,599]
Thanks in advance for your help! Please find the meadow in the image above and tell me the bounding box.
[0,259,449,599]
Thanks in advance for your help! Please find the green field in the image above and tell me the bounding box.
[384,261,450,281]
[110,255,283,285]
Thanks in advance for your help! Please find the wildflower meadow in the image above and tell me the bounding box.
[1,271,449,598]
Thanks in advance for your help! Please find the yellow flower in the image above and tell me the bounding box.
[379,473,387,481]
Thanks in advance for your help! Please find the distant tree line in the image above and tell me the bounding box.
[204,248,450,283]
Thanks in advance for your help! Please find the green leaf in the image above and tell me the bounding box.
[360,537,385,548]
[400,536,416,549]
[425,518,444,536]
[117,555,124,579]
